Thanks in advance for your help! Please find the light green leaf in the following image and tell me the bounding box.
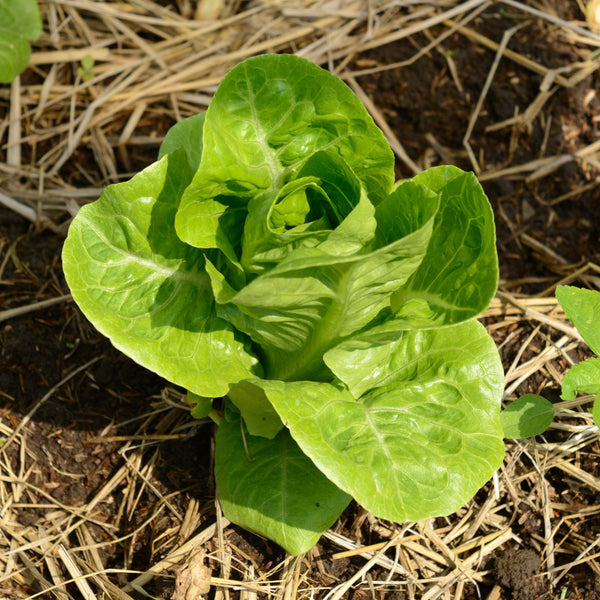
[561,357,600,428]
[0,0,42,84]
[239,179,330,276]
[324,317,502,400]
[260,321,504,523]
[500,394,554,439]
[270,185,311,229]
[215,406,351,555]
[175,53,394,250]
[556,285,600,356]
[0,33,30,84]
[158,112,206,172]
[62,151,260,398]
[561,357,600,400]
[0,0,42,38]
[391,166,498,327]
[208,181,438,381]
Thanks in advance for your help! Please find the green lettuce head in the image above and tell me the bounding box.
[63,54,505,555]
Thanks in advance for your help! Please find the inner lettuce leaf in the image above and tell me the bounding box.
[62,53,504,556]
[174,54,395,255]
[390,167,498,327]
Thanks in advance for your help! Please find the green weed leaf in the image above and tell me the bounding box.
[0,0,42,83]
[500,394,554,439]
[561,358,600,401]
[556,285,600,356]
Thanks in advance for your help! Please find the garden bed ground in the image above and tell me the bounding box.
[1,1,600,599]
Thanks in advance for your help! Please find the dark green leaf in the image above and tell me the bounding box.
[500,394,554,439]
[215,407,350,555]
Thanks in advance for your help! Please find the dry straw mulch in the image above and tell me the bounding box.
[1,0,600,598]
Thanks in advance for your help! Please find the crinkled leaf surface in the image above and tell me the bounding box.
[324,314,503,400]
[215,405,351,555]
[62,151,259,398]
[208,180,439,381]
[175,53,394,252]
[500,394,554,439]
[556,285,600,356]
[0,0,42,83]
[391,166,498,328]
[239,150,367,275]
[260,320,504,523]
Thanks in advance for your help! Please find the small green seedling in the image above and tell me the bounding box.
[77,53,95,81]
[62,53,505,554]
[0,0,42,84]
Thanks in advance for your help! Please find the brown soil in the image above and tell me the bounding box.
[1,2,600,599]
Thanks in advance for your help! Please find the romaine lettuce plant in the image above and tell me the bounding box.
[62,54,505,555]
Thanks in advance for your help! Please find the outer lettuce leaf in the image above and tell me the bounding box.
[227,380,283,438]
[158,112,205,171]
[391,166,498,327]
[187,392,213,420]
[175,54,395,253]
[324,318,504,400]
[62,151,260,398]
[215,405,351,555]
[257,321,504,522]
